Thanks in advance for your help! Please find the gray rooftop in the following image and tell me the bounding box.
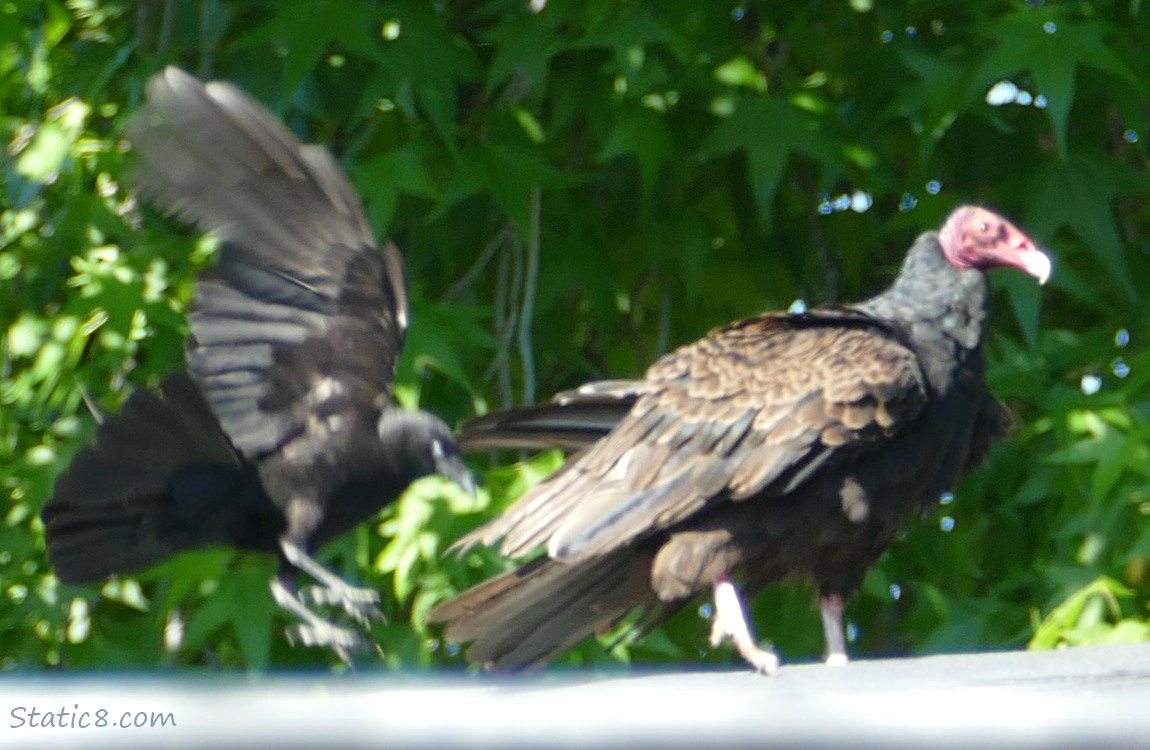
[3,644,1149,748]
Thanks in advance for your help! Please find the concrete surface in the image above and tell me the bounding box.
[2,643,1149,748]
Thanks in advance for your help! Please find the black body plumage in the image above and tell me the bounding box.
[42,67,471,659]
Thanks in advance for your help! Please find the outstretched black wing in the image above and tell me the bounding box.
[129,68,408,506]
[43,373,270,582]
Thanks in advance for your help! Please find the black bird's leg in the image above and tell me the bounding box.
[820,593,849,666]
[709,576,780,675]
[279,539,383,626]
[268,573,363,664]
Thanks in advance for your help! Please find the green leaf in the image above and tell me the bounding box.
[714,56,767,93]
[972,13,1143,155]
[574,5,675,68]
[600,108,673,198]
[699,95,836,231]
[1027,154,1150,304]
[483,8,564,97]
[228,567,276,669]
[398,295,495,395]
[891,50,968,161]
[513,108,546,144]
[354,145,440,233]
[1029,576,1139,650]
[353,2,481,148]
[243,0,379,92]
[15,99,90,184]
[179,563,276,668]
[439,144,583,229]
[994,272,1043,348]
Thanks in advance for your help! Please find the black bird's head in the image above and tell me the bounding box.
[377,408,476,497]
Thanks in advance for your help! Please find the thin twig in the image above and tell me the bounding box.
[78,382,105,425]
[809,207,838,303]
[480,241,512,407]
[517,187,542,405]
[798,167,838,303]
[492,244,513,408]
[158,0,176,55]
[136,1,152,54]
[445,224,513,302]
[198,0,217,77]
[483,232,522,409]
[656,288,672,358]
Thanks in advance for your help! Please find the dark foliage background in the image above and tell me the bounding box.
[1,0,1148,670]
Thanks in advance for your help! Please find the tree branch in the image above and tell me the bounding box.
[517,186,542,405]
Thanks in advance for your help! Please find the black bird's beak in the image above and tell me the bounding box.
[437,453,478,498]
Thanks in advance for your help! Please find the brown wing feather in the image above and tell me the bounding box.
[430,546,660,668]
[459,311,928,563]
[458,379,648,453]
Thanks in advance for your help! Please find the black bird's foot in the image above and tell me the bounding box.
[279,539,384,625]
[283,620,364,663]
[710,577,780,675]
[272,540,387,661]
[270,577,380,664]
[301,582,384,626]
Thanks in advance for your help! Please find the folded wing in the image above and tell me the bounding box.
[461,311,928,561]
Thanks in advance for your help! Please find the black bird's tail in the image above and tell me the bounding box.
[459,379,644,453]
[428,545,662,669]
[43,373,270,584]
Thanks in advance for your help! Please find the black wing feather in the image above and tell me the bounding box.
[43,374,262,582]
[128,67,407,473]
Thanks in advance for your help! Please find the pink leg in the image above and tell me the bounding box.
[820,593,849,666]
[709,577,779,675]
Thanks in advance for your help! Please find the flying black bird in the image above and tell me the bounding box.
[430,206,1051,672]
[42,67,473,659]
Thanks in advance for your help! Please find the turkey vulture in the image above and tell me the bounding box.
[41,67,472,660]
[430,206,1051,672]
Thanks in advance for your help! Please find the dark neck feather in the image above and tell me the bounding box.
[852,230,990,392]
[308,408,443,546]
